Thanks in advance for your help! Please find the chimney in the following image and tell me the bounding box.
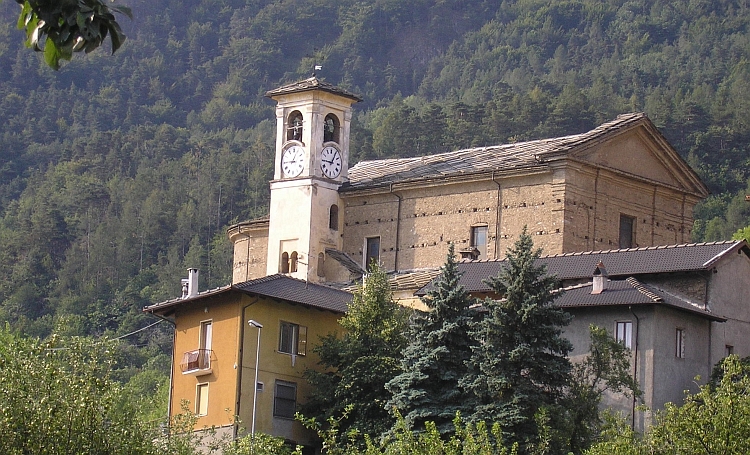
[180,279,189,298]
[591,261,608,294]
[187,268,199,298]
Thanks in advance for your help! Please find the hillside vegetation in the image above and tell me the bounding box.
[1,0,749,353]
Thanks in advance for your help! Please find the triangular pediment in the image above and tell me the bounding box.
[569,120,708,198]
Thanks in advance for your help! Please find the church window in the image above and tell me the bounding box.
[471,225,488,259]
[290,252,298,273]
[329,204,339,230]
[323,114,340,143]
[364,237,380,270]
[287,111,303,142]
[280,252,290,273]
[619,214,636,249]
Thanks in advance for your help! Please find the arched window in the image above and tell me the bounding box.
[280,252,290,273]
[317,253,325,277]
[290,252,298,273]
[329,204,339,231]
[287,111,303,142]
[323,114,339,143]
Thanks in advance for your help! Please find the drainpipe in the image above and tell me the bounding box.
[492,171,502,258]
[235,297,260,439]
[629,306,640,430]
[390,183,402,271]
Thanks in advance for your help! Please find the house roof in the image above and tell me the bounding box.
[143,274,352,315]
[556,278,726,322]
[417,240,749,295]
[340,113,707,196]
[265,76,362,102]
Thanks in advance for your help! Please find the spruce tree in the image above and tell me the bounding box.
[386,243,478,434]
[461,228,572,450]
[302,263,408,441]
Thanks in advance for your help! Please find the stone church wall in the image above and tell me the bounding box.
[562,163,697,253]
[340,172,568,273]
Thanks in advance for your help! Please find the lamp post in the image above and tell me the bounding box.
[247,319,263,443]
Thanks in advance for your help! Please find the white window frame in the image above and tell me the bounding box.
[615,321,633,349]
[278,321,307,356]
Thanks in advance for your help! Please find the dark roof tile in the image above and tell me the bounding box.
[418,240,747,295]
[144,275,352,314]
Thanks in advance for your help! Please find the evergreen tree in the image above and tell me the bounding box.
[386,243,478,434]
[302,264,408,441]
[461,227,572,451]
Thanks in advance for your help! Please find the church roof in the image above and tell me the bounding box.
[417,240,749,295]
[265,76,362,102]
[342,113,706,195]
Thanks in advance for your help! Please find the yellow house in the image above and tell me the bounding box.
[143,271,351,448]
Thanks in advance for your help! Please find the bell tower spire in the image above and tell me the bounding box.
[264,77,361,282]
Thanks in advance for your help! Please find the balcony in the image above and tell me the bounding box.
[180,349,213,376]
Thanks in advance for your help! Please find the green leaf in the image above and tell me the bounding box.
[43,36,61,70]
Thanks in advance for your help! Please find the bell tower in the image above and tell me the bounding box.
[264,77,361,282]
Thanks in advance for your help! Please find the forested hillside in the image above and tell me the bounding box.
[1,0,750,351]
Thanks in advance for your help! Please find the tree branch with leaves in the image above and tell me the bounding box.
[15,0,131,69]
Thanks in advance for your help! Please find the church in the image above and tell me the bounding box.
[145,77,747,448]
[227,76,708,288]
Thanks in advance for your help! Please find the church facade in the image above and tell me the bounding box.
[228,77,708,286]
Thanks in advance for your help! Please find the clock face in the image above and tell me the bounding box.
[282,145,305,177]
[320,146,342,179]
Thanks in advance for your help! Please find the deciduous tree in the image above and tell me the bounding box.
[303,264,409,441]
[15,0,131,69]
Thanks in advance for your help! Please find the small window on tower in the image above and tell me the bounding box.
[290,252,298,273]
[323,114,340,143]
[280,252,290,273]
[329,204,339,230]
[287,111,303,142]
[619,214,636,249]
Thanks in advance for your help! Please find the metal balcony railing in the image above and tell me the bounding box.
[180,349,213,374]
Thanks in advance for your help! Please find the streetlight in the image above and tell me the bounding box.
[248,319,263,443]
